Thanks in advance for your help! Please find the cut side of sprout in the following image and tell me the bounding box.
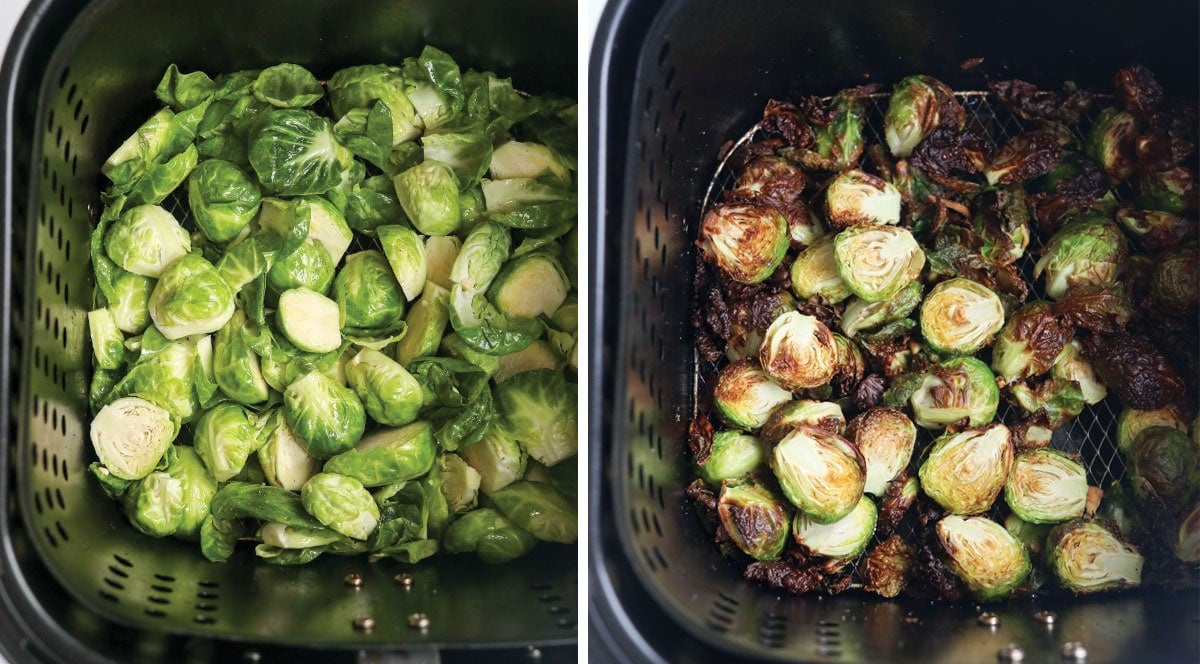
[90,397,176,480]
[919,278,1005,355]
[489,253,570,319]
[833,225,925,302]
[758,311,838,390]
[277,287,342,353]
[424,235,462,290]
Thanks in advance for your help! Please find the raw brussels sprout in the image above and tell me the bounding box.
[495,369,577,467]
[450,221,512,292]
[109,272,155,333]
[425,234,462,289]
[833,225,925,303]
[758,311,838,390]
[166,446,218,541]
[1051,340,1106,405]
[377,224,428,302]
[276,287,341,353]
[294,196,354,265]
[443,508,535,564]
[394,161,461,236]
[90,397,177,480]
[123,143,198,207]
[919,278,1005,356]
[488,252,570,319]
[258,410,320,491]
[713,358,793,431]
[461,426,527,493]
[108,337,202,422]
[790,234,851,303]
[442,333,501,377]
[187,159,261,242]
[395,282,451,365]
[1134,166,1196,215]
[909,357,1000,430]
[1129,426,1200,513]
[333,251,406,333]
[105,204,191,278]
[123,470,184,538]
[478,176,576,229]
[848,407,917,497]
[422,131,493,186]
[840,281,922,338]
[771,426,866,524]
[1085,108,1137,180]
[1150,245,1198,315]
[1116,405,1188,459]
[248,109,355,196]
[258,522,342,549]
[439,453,482,514]
[300,473,380,540]
[252,63,323,108]
[327,64,421,144]
[344,348,423,426]
[489,480,577,543]
[698,431,765,485]
[267,238,334,295]
[718,479,791,560]
[883,75,964,157]
[489,140,571,183]
[936,515,1031,601]
[213,309,270,405]
[101,104,190,181]
[699,202,789,284]
[323,421,436,487]
[793,495,877,563]
[824,169,901,229]
[760,400,845,445]
[88,308,125,371]
[283,370,366,459]
[990,301,1069,383]
[1047,520,1143,593]
[919,424,1013,515]
[148,254,235,339]
[1033,216,1127,300]
[194,402,261,482]
[494,340,561,382]
[1004,449,1088,524]
[1176,504,1200,563]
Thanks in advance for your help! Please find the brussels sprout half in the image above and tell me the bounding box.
[394,161,461,236]
[848,407,917,497]
[148,254,236,340]
[90,397,177,481]
[106,204,191,278]
[910,357,1000,430]
[1047,520,1143,593]
[713,358,793,431]
[461,426,527,494]
[323,421,436,487]
[824,169,901,229]
[188,159,261,242]
[718,479,791,560]
[990,300,1070,383]
[699,202,790,284]
[1051,340,1106,405]
[283,370,366,459]
[249,109,356,196]
[790,234,851,303]
[697,431,766,486]
[833,225,925,303]
[301,472,380,540]
[277,287,342,353]
[1004,449,1089,524]
[495,369,577,467]
[883,75,964,157]
[258,410,321,491]
[937,515,1031,601]
[758,311,838,390]
[771,426,866,524]
[345,348,423,427]
[760,400,845,445]
[919,278,1005,356]
[488,252,570,320]
[793,495,877,564]
[194,402,261,482]
[919,424,1013,515]
[840,281,922,338]
[1116,405,1189,459]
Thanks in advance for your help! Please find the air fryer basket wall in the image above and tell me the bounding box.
[590,1,1199,662]
[0,0,577,661]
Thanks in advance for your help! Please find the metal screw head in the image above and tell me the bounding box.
[408,612,430,631]
[998,644,1025,662]
[978,612,1001,627]
[1035,610,1057,626]
[527,646,543,660]
[1062,642,1088,660]
[344,573,364,589]
[242,650,262,663]
[353,616,376,633]
[394,573,414,589]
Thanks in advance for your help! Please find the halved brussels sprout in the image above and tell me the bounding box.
[936,515,1031,601]
[268,237,334,295]
[919,424,1013,515]
[276,287,341,353]
[88,308,125,371]
[495,369,577,467]
[107,336,202,422]
[148,254,235,339]
[344,348,423,427]
[840,282,922,338]
[699,202,790,284]
[164,446,217,541]
[110,272,155,334]
[450,221,512,294]
[488,252,570,319]
[213,310,270,405]
[1033,216,1127,300]
[1047,520,1143,593]
[990,300,1069,383]
[1176,504,1200,563]
[248,109,356,196]
[1004,449,1088,524]
[333,251,406,332]
[438,453,482,514]
[698,431,765,485]
[90,396,177,480]
[194,402,261,482]
[294,196,354,265]
[833,225,925,303]
[1116,405,1188,459]
[424,235,462,289]
[713,358,793,430]
[848,407,916,497]
[760,400,845,445]
[1085,108,1137,181]
[461,426,527,494]
[494,340,560,383]
[102,107,193,187]
[394,160,461,236]
[258,410,320,491]
[718,479,791,560]
[793,495,877,564]
[258,522,342,549]
[910,357,1000,430]
[123,470,184,538]
[758,311,838,390]
[489,140,571,183]
[884,75,963,157]
[1115,208,1192,253]
[1051,340,1106,405]
[283,370,366,459]
[489,480,577,544]
[790,234,851,303]
[187,159,261,242]
[771,426,866,523]
[824,169,901,229]
[1135,166,1196,215]
[323,421,436,487]
[919,278,1005,356]
[105,204,191,278]
[301,472,380,540]
[395,282,450,365]
[1129,426,1200,514]
[730,156,805,202]
[377,224,427,302]
[327,64,421,144]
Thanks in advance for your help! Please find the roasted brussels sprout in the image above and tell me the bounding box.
[1034,216,1127,300]
[919,278,1005,356]
[301,473,380,540]
[824,169,901,229]
[771,426,866,524]
[1135,166,1196,215]
[884,75,964,157]
[713,358,793,430]
[909,357,1000,430]
[1114,208,1194,253]
[1150,245,1198,315]
[698,431,765,485]
[1004,449,1088,524]
[718,479,791,561]
[833,225,925,303]
[148,254,236,339]
[1176,503,1200,563]
[1116,405,1189,459]
[862,534,914,598]
[699,202,790,284]
[90,397,177,480]
[730,156,805,203]
[919,424,1013,515]
[983,131,1062,186]
[810,92,865,171]
[790,234,851,303]
[936,515,1031,601]
[848,408,916,497]
[1050,340,1106,405]
[105,204,191,278]
[840,282,922,338]
[990,301,1070,383]
[1047,520,1143,593]
[758,311,838,390]
[1129,426,1200,513]
[1085,108,1138,180]
[792,495,877,565]
[760,400,845,445]
[1008,378,1085,430]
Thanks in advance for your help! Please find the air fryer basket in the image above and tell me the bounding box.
[0,0,577,661]
[590,1,1199,662]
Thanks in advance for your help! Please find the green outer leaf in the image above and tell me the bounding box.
[209,481,324,529]
[488,480,577,543]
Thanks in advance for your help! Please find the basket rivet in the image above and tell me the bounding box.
[344,573,364,589]
[978,612,1001,628]
[998,644,1025,662]
[1034,610,1057,626]
[1061,642,1088,660]
[394,573,415,590]
[527,646,543,660]
[242,650,262,663]
[903,615,920,625]
[408,612,430,631]
[353,616,376,633]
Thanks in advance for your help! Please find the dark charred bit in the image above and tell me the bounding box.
[911,125,992,178]
[863,535,915,598]
[987,79,1093,125]
[1053,284,1134,335]
[960,57,985,71]
[760,99,813,150]
[686,479,721,532]
[688,416,715,467]
[1137,101,1197,172]
[1114,63,1164,121]
[1138,313,1200,398]
[1087,333,1188,410]
[985,131,1064,185]
[795,95,836,127]
[915,498,947,530]
[691,261,730,362]
[877,472,918,538]
[742,557,854,596]
[854,374,886,411]
[740,137,788,164]
[906,532,966,602]
[796,299,843,331]
[1011,412,1054,451]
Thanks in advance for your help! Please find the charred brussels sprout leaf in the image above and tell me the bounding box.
[758,311,838,390]
[761,400,845,445]
[884,75,964,157]
[718,479,791,560]
[824,169,901,229]
[1129,426,1200,514]
[991,301,1070,383]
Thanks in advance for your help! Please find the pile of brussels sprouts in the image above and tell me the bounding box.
[86,49,578,566]
[691,66,1197,601]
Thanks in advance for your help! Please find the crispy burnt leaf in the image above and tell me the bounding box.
[1086,333,1187,410]
[863,534,914,598]
[1114,64,1164,120]
[985,131,1063,186]
[688,415,716,467]
[743,556,854,595]
[988,79,1092,125]
[910,126,991,178]
[877,473,919,538]
[1053,283,1134,335]
[759,99,813,150]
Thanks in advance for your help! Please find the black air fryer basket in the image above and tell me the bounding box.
[0,1,578,661]
[589,1,1199,662]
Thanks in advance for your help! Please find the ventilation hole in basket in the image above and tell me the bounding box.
[144,608,167,618]
[193,615,216,625]
[656,41,671,67]
[676,111,688,133]
[55,126,62,149]
[80,115,90,135]
[42,527,57,547]
[71,154,78,175]
[72,98,82,120]
[41,155,49,179]
[197,590,218,599]
[98,591,118,604]
[556,618,575,629]
[113,554,133,567]
[55,488,65,511]
[65,82,77,103]
[664,67,677,92]
[649,511,663,537]
[537,593,562,603]
[151,584,173,594]
[43,487,53,510]
[107,565,129,579]
[63,140,71,163]
[103,578,125,591]
[816,627,840,637]
[147,596,170,605]
[636,463,644,490]
[547,606,567,615]
[626,450,633,477]
[816,619,839,627]
[154,573,176,582]
[640,507,651,534]
[641,548,656,571]
[643,86,654,114]
[706,620,731,633]
[815,647,843,658]
[32,492,42,514]
[656,484,665,509]
[647,469,656,497]
[49,171,58,196]
[197,580,220,588]
[817,637,842,647]
[195,603,217,612]
[716,591,739,605]
[629,508,640,534]
[41,447,48,472]
[62,460,69,482]
[652,546,668,570]
[651,274,659,296]
[58,186,65,207]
